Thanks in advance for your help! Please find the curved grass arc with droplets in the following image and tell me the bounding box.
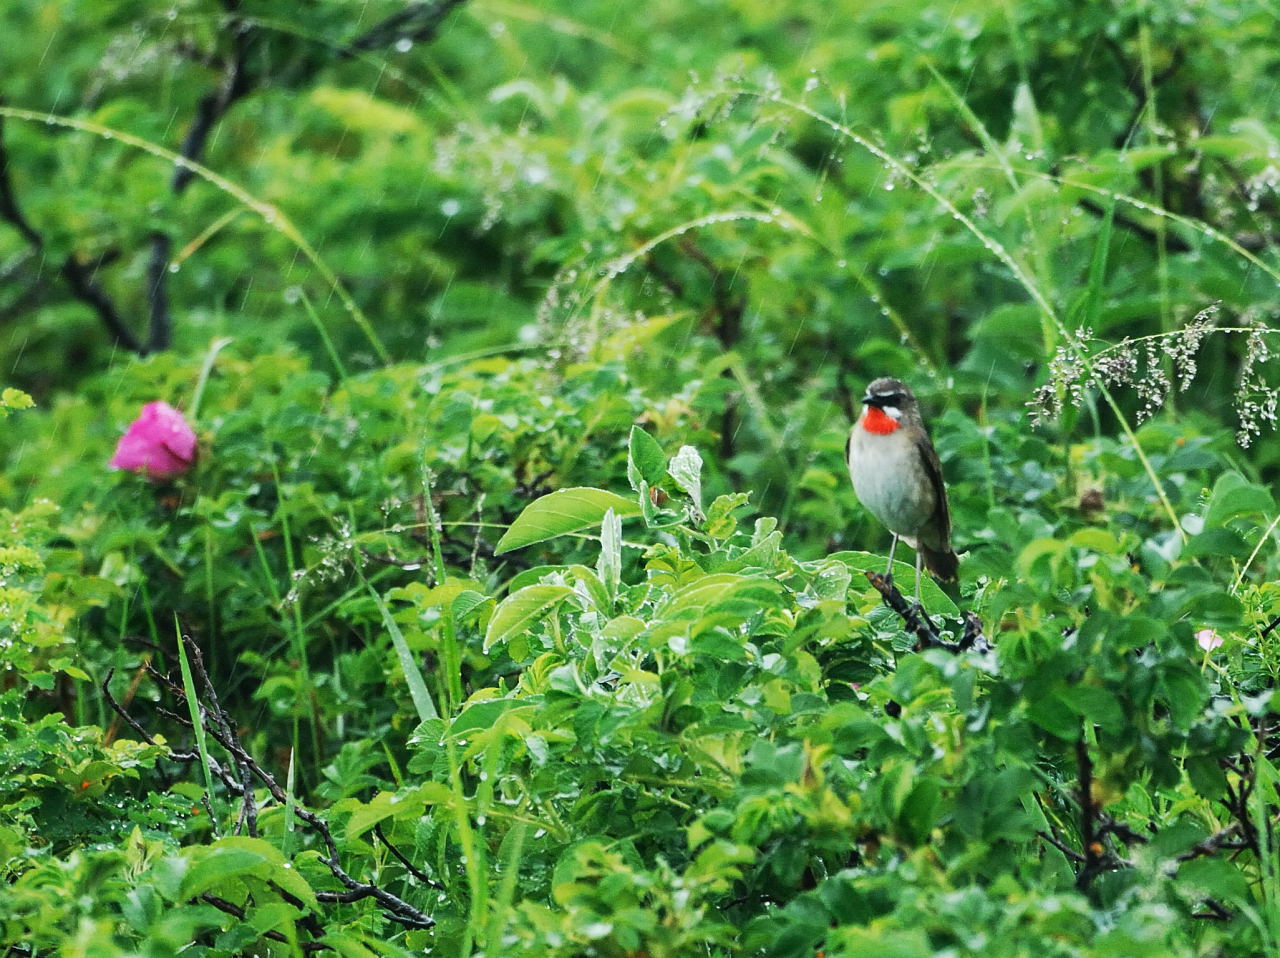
[722,87,1189,540]
[0,105,390,364]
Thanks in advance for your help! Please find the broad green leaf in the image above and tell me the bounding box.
[181,837,317,909]
[451,698,531,737]
[484,584,574,652]
[668,445,704,514]
[1184,526,1250,559]
[181,847,267,899]
[662,573,781,616]
[494,488,640,554]
[452,589,491,629]
[705,492,751,539]
[1067,527,1123,555]
[1057,684,1125,735]
[1179,856,1251,902]
[345,784,451,840]
[1204,472,1275,527]
[829,551,958,616]
[627,426,667,490]
[1027,690,1080,741]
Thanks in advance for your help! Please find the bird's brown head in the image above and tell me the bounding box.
[859,378,919,434]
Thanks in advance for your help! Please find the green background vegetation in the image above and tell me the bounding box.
[4,0,1280,954]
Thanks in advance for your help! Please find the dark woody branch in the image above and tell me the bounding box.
[863,570,988,653]
[342,0,469,57]
[5,0,470,354]
[0,113,144,351]
[144,0,256,353]
[103,636,438,934]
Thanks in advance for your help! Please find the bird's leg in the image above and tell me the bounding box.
[885,535,898,582]
[910,547,939,633]
[914,547,923,607]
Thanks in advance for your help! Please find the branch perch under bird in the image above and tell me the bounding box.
[863,570,987,653]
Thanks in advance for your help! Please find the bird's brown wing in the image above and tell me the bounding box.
[914,433,951,545]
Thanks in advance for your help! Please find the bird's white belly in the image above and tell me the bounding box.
[848,430,934,541]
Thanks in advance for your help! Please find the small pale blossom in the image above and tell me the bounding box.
[1196,628,1223,652]
[109,401,197,480]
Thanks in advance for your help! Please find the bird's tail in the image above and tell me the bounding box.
[920,543,959,582]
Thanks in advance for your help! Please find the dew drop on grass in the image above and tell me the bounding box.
[395,38,413,53]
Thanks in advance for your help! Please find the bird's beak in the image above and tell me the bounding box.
[861,393,885,409]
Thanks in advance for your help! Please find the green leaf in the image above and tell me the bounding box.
[1184,526,1250,559]
[668,445,704,515]
[662,573,780,617]
[494,488,640,554]
[365,579,438,722]
[596,508,621,603]
[829,551,958,616]
[1027,690,1080,740]
[484,584,574,652]
[627,426,667,490]
[1179,856,1250,902]
[1008,81,1044,153]
[181,837,317,909]
[452,589,491,623]
[451,698,530,737]
[1057,684,1125,735]
[1204,471,1275,527]
[345,790,420,841]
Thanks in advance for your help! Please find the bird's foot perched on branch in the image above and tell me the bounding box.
[863,570,988,653]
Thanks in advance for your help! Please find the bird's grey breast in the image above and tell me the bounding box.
[847,428,935,539]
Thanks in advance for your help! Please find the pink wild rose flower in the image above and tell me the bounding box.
[110,401,198,479]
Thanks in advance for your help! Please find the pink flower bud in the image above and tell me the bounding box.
[109,401,198,480]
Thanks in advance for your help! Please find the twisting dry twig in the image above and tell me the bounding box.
[863,570,942,648]
[863,570,989,653]
[200,893,331,952]
[106,639,438,933]
[375,823,445,889]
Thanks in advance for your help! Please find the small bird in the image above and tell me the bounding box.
[847,377,958,604]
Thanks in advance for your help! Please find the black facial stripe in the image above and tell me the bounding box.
[876,391,905,401]
[866,391,906,407]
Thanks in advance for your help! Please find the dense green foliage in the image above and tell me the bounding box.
[4,0,1280,954]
